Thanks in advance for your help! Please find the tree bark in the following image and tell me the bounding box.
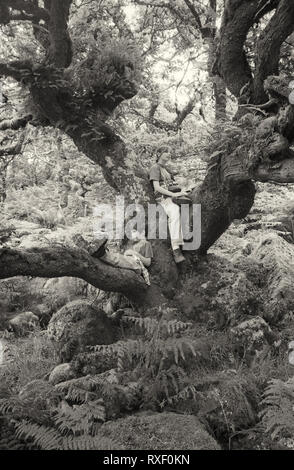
[216,0,257,99]
[0,244,168,307]
[192,153,255,254]
[253,0,294,103]
[215,0,283,101]
[46,0,73,68]
[206,0,226,120]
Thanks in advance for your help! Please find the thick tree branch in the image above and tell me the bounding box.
[216,0,277,99]
[0,244,148,302]
[135,0,212,40]
[182,0,202,30]
[192,159,255,255]
[253,0,294,103]
[131,94,196,132]
[252,159,294,183]
[174,94,197,128]
[132,109,180,132]
[224,75,294,184]
[254,0,279,23]
[46,0,73,68]
[216,1,255,97]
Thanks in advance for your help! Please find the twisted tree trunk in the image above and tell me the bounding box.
[1,0,294,312]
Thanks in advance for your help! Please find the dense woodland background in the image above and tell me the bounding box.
[1,0,294,450]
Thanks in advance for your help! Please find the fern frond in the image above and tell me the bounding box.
[155,366,186,399]
[0,398,18,415]
[165,319,192,336]
[89,340,145,371]
[161,384,199,408]
[164,337,199,365]
[14,420,61,450]
[54,400,105,436]
[259,378,294,440]
[122,316,158,335]
[0,396,50,423]
[65,385,93,403]
[122,316,192,337]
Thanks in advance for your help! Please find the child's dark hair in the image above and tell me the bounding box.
[155,145,171,162]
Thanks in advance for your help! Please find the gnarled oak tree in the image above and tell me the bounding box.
[0,0,294,309]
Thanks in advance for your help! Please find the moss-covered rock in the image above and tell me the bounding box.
[98,412,220,450]
[43,277,89,313]
[9,311,40,336]
[177,255,262,326]
[49,363,76,385]
[71,349,117,376]
[47,300,117,361]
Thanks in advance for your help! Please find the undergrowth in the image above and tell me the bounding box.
[259,377,294,445]
[0,312,292,451]
[0,330,58,394]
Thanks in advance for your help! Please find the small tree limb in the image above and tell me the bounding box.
[0,115,32,131]
[0,0,50,24]
[0,131,26,158]
[0,60,32,82]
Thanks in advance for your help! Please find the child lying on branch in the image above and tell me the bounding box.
[92,230,153,286]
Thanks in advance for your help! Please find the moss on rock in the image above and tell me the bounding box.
[98,411,220,450]
[47,300,117,361]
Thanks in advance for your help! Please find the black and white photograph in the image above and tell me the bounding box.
[0,0,294,456]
